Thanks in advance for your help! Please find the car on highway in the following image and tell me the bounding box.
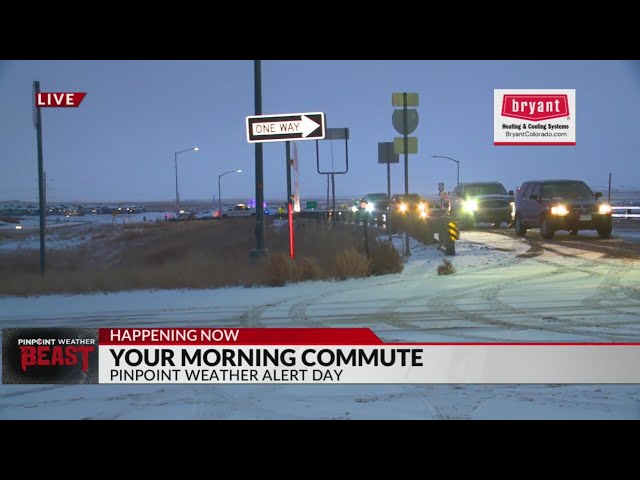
[221,204,254,218]
[358,193,389,214]
[356,193,390,225]
[448,181,514,229]
[194,209,221,220]
[390,193,429,218]
[513,179,613,239]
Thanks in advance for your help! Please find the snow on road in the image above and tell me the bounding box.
[1,230,640,419]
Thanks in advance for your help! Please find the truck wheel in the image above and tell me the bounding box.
[514,215,527,237]
[597,224,612,238]
[540,217,555,240]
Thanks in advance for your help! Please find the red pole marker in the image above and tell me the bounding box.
[288,202,295,259]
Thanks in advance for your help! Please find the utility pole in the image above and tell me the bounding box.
[252,60,266,258]
[34,81,46,276]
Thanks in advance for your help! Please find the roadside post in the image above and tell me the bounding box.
[361,200,369,256]
[445,220,459,255]
[378,142,399,240]
[288,195,295,260]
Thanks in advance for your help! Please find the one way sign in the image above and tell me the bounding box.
[246,112,326,143]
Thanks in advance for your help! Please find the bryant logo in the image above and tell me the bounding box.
[19,345,94,372]
[501,94,569,121]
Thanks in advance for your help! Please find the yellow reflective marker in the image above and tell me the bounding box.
[448,221,460,241]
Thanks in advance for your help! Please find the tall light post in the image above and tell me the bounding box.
[174,146,199,218]
[432,155,460,187]
[218,169,242,213]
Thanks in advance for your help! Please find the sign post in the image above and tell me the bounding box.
[378,142,399,240]
[31,84,87,276]
[392,92,419,256]
[246,110,326,261]
[315,128,349,225]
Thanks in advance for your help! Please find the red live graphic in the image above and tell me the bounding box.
[35,92,86,107]
[20,345,94,372]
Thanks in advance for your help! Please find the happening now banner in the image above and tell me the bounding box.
[3,327,640,384]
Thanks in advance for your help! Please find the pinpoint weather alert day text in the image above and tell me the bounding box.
[101,347,425,384]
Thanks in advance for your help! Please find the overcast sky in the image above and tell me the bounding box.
[1,60,638,203]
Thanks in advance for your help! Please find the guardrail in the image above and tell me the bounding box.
[296,209,458,254]
[612,206,640,219]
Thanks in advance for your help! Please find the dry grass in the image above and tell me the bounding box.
[0,218,383,296]
[296,256,323,281]
[264,252,298,287]
[437,258,456,275]
[334,249,371,280]
[369,240,404,275]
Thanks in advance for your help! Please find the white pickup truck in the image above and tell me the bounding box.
[221,204,254,217]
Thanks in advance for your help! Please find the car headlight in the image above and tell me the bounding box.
[418,203,427,212]
[598,204,612,215]
[365,203,374,212]
[463,200,478,212]
[551,205,568,216]
[351,205,358,213]
[419,210,428,219]
[399,203,408,213]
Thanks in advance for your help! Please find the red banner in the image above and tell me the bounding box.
[99,328,383,345]
[35,92,86,107]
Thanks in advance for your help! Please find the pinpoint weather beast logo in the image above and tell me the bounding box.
[494,89,576,146]
[2,328,99,384]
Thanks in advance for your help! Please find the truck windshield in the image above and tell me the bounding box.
[541,182,594,200]
[463,184,507,196]
[396,194,423,203]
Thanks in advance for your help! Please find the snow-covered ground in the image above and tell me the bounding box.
[0,212,172,230]
[0,212,174,251]
[616,230,640,243]
[1,231,640,419]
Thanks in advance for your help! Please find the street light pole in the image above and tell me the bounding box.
[174,146,199,218]
[218,169,242,214]
[432,155,460,187]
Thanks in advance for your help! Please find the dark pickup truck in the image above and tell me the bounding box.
[448,181,514,229]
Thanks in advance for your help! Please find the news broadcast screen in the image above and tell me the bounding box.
[1,59,639,420]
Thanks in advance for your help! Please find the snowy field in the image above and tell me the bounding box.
[0,211,171,231]
[1,231,640,419]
